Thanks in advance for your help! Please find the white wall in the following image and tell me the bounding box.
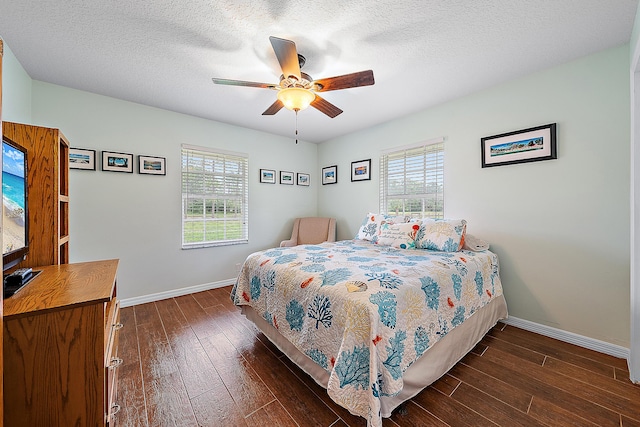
[0,41,32,123]
[26,82,318,300]
[318,46,631,348]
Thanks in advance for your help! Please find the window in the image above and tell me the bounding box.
[380,138,444,219]
[181,144,248,248]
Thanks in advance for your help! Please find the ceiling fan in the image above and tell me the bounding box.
[212,36,375,118]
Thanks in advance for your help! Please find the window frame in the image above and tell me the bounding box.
[379,137,445,220]
[181,144,249,249]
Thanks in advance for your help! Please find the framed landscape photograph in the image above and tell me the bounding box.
[322,165,337,185]
[351,159,371,182]
[102,151,133,173]
[280,170,294,185]
[260,168,276,184]
[69,147,96,170]
[297,173,310,186]
[138,155,166,175]
[481,123,557,168]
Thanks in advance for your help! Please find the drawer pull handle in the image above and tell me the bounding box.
[110,403,121,416]
[113,322,124,330]
[109,357,123,369]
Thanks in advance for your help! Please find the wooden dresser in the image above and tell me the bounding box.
[3,259,121,426]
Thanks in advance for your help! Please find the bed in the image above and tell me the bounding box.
[231,217,507,427]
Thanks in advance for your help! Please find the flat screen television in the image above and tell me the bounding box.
[2,136,29,271]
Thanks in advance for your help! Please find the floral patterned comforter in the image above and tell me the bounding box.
[231,239,503,426]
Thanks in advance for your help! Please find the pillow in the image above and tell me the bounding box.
[376,222,421,249]
[355,213,409,241]
[463,234,490,251]
[355,213,382,241]
[416,219,467,252]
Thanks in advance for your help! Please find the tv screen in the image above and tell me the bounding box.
[2,136,28,271]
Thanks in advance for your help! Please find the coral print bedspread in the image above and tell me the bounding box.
[231,239,503,426]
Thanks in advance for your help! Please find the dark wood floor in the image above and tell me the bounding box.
[114,286,640,427]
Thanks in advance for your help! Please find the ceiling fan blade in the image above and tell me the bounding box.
[314,70,375,92]
[311,95,343,118]
[269,36,301,80]
[262,99,284,115]
[212,78,277,89]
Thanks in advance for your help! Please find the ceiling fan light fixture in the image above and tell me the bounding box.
[277,87,315,111]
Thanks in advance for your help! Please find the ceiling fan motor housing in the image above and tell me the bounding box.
[279,72,314,90]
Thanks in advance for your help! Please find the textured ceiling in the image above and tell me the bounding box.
[0,0,638,143]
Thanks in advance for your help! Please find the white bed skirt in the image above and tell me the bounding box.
[241,294,508,418]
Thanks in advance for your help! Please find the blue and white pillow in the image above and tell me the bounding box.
[415,219,467,252]
[355,213,409,241]
[376,222,422,249]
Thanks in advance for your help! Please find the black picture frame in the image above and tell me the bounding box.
[102,151,133,173]
[481,123,557,168]
[138,155,166,175]
[351,159,371,182]
[297,173,310,186]
[280,170,294,185]
[69,147,96,171]
[260,168,276,184]
[322,165,338,185]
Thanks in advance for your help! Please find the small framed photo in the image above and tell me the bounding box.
[280,171,294,185]
[138,155,166,175]
[322,165,337,185]
[297,173,310,186]
[102,151,133,173]
[351,159,371,182]
[69,147,96,170]
[481,123,557,168]
[260,168,276,184]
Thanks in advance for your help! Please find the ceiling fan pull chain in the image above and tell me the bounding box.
[295,110,299,144]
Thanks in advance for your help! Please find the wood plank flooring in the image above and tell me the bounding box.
[114,286,640,426]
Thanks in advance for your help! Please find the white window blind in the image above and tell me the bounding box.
[181,144,249,248]
[380,139,444,219]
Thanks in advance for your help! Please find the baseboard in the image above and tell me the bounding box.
[502,316,630,360]
[120,278,236,308]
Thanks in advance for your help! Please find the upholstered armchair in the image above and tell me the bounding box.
[280,217,336,247]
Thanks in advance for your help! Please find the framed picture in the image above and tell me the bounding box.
[260,168,276,184]
[138,155,166,175]
[322,165,338,185]
[481,123,557,168]
[297,173,310,186]
[69,147,96,170]
[280,170,294,185]
[102,151,133,173]
[351,159,371,182]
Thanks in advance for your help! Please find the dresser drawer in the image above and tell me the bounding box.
[105,299,122,424]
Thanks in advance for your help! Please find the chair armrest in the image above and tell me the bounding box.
[280,239,297,247]
[326,218,336,242]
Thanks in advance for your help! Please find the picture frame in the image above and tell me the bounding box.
[351,159,371,182]
[322,165,338,185]
[481,123,557,168]
[69,147,96,171]
[297,173,310,186]
[260,168,276,184]
[102,151,133,173]
[138,155,166,175]
[280,170,294,185]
